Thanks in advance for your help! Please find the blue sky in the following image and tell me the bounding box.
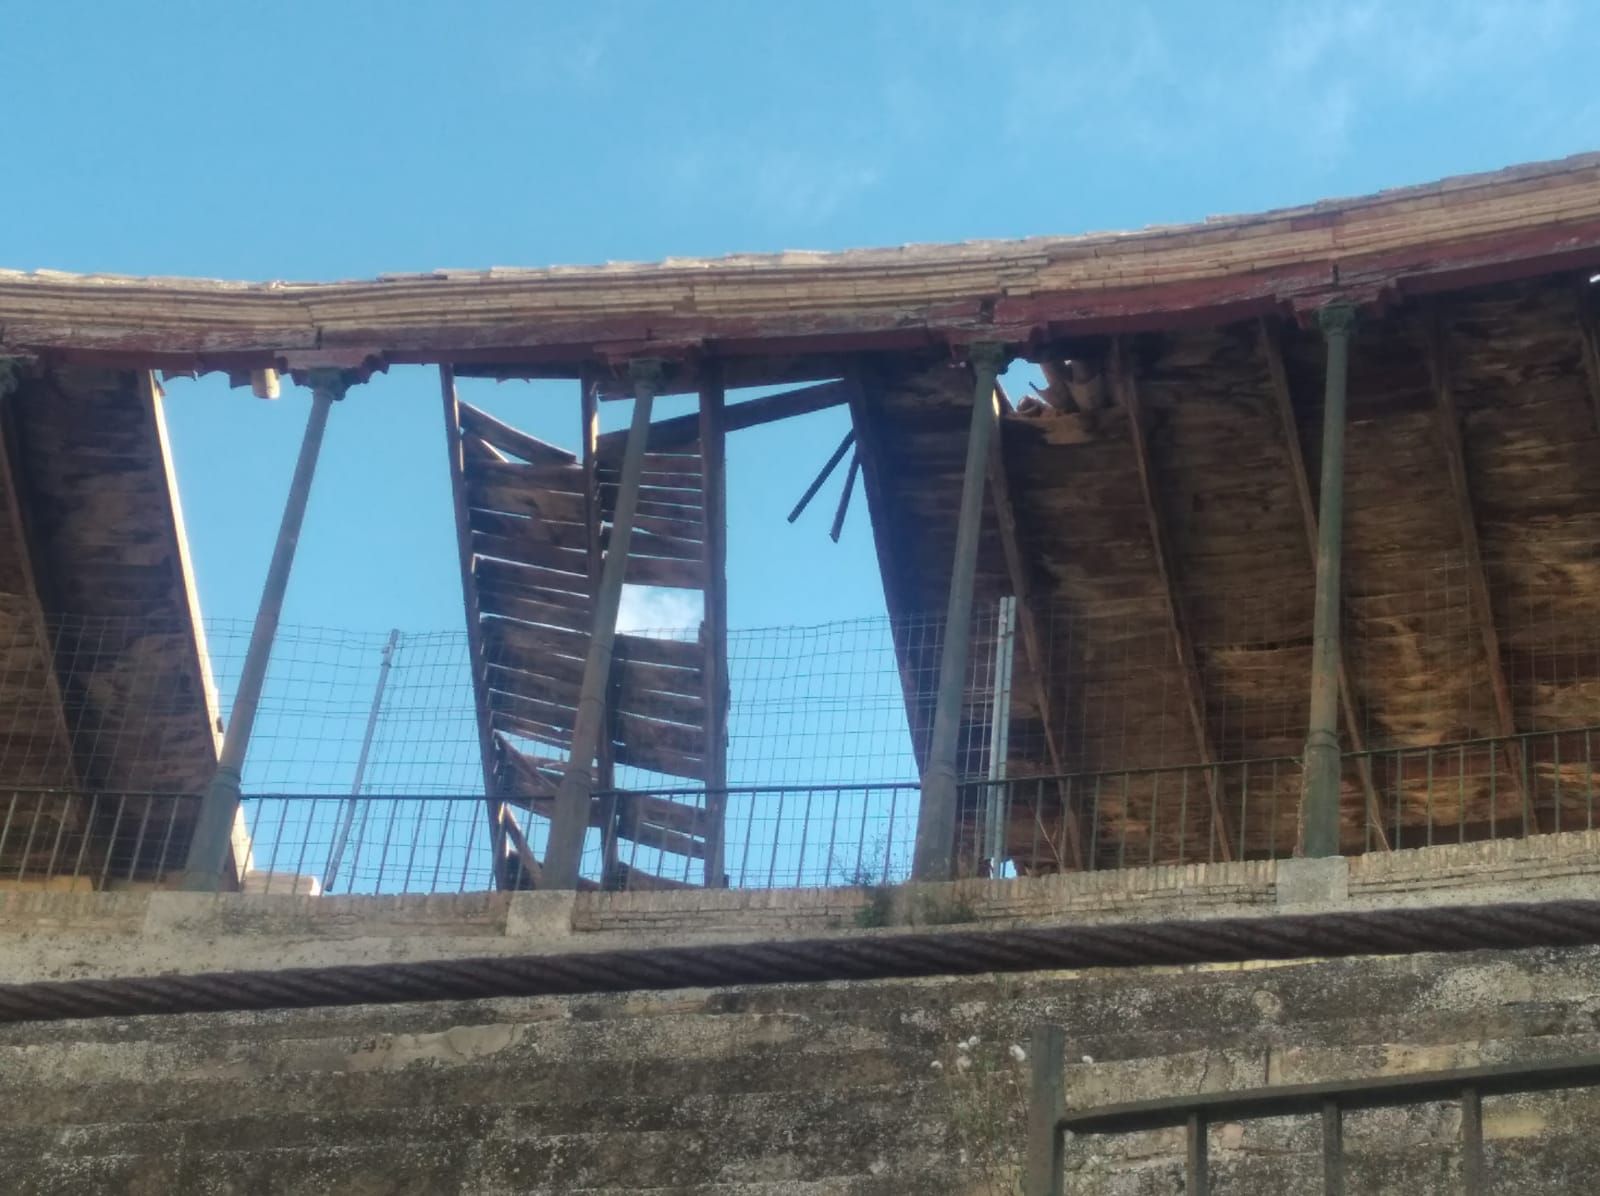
[4,0,1596,635]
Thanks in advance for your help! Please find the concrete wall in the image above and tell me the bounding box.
[5,831,1600,1193]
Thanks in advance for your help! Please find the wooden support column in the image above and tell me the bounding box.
[914,344,1007,882]
[439,366,539,889]
[1112,338,1237,862]
[1299,305,1355,859]
[545,359,660,888]
[1423,304,1533,831]
[1260,320,1390,852]
[698,361,730,887]
[987,424,1086,870]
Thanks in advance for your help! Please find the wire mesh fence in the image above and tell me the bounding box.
[2,550,1600,892]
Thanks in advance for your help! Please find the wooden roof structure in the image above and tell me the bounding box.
[6,151,1600,878]
[0,365,221,887]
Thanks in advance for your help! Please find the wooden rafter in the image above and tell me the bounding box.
[439,365,542,887]
[1112,337,1237,862]
[1259,320,1391,851]
[1421,304,1534,830]
[1578,276,1600,433]
[986,423,1086,870]
[595,379,850,456]
[846,363,930,765]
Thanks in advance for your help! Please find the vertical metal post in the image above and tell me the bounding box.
[984,596,1017,874]
[1300,303,1355,859]
[323,628,400,891]
[1321,1099,1344,1195]
[545,359,660,888]
[183,372,344,890]
[1024,1025,1066,1196]
[1460,1086,1485,1193]
[1186,1109,1210,1195]
[914,342,1006,881]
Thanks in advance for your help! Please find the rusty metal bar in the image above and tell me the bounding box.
[183,373,343,890]
[915,343,1006,881]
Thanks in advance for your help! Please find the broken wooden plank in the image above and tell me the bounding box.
[469,507,590,552]
[466,479,588,525]
[460,401,577,465]
[623,554,706,590]
[614,632,702,672]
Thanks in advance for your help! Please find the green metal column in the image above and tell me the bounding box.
[183,369,347,890]
[913,342,1007,881]
[1300,303,1356,858]
[544,359,660,888]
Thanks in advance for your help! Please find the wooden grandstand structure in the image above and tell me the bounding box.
[4,151,1600,885]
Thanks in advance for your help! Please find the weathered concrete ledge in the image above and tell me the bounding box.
[4,830,1600,983]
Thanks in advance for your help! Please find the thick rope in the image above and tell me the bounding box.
[2,899,1598,1025]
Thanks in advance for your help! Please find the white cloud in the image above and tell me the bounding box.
[617,585,703,634]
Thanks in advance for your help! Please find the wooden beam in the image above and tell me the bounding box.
[595,379,850,457]
[987,421,1086,870]
[1421,304,1534,830]
[440,366,538,888]
[1578,276,1600,433]
[460,401,577,465]
[1259,320,1390,852]
[1112,337,1237,862]
[848,362,932,766]
[699,362,730,887]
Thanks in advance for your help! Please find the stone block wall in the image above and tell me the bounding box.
[5,831,1600,1192]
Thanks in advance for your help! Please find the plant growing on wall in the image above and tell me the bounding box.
[934,1034,1031,1195]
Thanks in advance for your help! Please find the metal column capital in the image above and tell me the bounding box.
[967,341,1010,378]
[304,367,355,401]
[627,358,665,391]
[1317,302,1358,338]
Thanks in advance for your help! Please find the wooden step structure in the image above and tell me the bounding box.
[441,372,728,889]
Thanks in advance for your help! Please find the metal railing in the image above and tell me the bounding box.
[6,730,1600,893]
[1025,1024,1600,1195]
[0,789,197,890]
